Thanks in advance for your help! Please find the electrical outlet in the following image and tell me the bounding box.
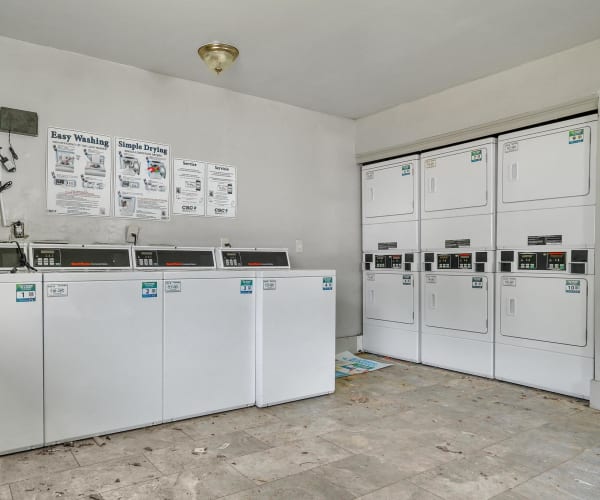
[220,237,230,248]
[295,239,304,253]
[126,225,141,244]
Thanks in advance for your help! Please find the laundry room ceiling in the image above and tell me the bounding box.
[1,1,600,119]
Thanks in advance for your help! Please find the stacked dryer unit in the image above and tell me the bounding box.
[496,115,597,399]
[0,243,44,455]
[132,246,256,421]
[361,155,421,362]
[420,139,497,378]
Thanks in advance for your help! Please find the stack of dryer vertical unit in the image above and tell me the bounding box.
[361,156,421,362]
[420,139,497,377]
[496,115,597,399]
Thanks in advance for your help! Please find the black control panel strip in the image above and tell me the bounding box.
[32,247,131,269]
[221,250,290,268]
[135,249,214,268]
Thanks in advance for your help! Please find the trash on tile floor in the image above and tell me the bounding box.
[335,351,392,378]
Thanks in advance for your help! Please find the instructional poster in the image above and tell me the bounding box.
[114,137,170,220]
[173,158,206,216]
[206,163,237,218]
[46,127,112,216]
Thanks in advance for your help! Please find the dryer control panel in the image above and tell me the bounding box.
[217,248,290,269]
[498,249,592,275]
[133,247,215,270]
[363,252,419,272]
[29,244,132,270]
[423,251,493,273]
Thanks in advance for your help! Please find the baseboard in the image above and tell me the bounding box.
[336,335,361,354]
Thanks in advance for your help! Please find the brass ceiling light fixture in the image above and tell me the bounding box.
[197,42,239,75]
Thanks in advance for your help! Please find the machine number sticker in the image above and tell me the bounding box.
[503,277,516,287]
[240,279,253,294]
[402,275,412,285]
[165,280,181,293]
[470,149,482,162]
[322,276,334,291]
[565,280,581,294]
[263,279,277,290]
[503,141,518,153]
[426,275,437,284]
[16,284,36,302]
[365,171,374,179]
[425,159,436,168]
[142,281,158,298]
[472,277,484,289]
[401,164,411,176]
[47,283,68,297]
[366,273,375,281]
[569,129,584,144]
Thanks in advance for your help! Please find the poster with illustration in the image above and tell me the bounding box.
[114,137,170,220]
[206,163,237,218]
[173,158,206,216]
[46,127,112,216]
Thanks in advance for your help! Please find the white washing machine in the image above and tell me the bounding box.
[420,138,496,252]
[31,244,163,444]
[496,250,594,399]
[362,155,419,253]
[421,250,495,378]
[497,115,597,250]
[132,246,256,421]
[362,251,420,362]
[217,248,336,407]
[0,244,44,455]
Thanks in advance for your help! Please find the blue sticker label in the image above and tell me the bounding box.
[322,276,333,291]
[142,281,158,298]
[16,283,36,302]
[470,149,482,162]
[401,165,411,176]
[240,279,253,294]
[569,129,584,144]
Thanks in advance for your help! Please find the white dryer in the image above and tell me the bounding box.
[217,248,336,407]
[420,139,496,252]
[362,251,420,362]
[496,250,594,399]
[362,155,419,253]
[497,115,597,250]
[0,244,44,455]
[421,250,495,378]
[132,246,256,421]
[31,244,163,444]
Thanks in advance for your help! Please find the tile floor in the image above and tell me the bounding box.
[1,354,600,499]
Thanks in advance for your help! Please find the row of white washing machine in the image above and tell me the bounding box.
[361,114,597,400]
[0,243,336,455]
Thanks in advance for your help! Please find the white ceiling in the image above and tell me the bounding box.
[1,0,600,119]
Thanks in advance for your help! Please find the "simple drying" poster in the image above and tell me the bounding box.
[114,137,170,220]
[172,158,206,216]
[46,127,112,217]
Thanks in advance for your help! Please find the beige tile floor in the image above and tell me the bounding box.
[1,354,600,499]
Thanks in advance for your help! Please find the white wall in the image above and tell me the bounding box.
[356,39,600,155]
[0,36,360,339]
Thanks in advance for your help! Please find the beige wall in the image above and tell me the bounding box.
[0,36,361,338]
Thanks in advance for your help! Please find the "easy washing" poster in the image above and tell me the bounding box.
[46,127,113,217]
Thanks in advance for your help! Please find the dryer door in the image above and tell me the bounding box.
[424,274,488,334]
[423,148,488,213]
[501,126,591,204]
[363,163,415,219]
[365,272,414,325]
[498,276,588,347]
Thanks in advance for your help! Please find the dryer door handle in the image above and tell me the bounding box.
[369,187,375,201]
[430,292,437,309]
[507,297,516,316]
[509,162,519,182]
[429,177,436,193]
[369,289,375,303]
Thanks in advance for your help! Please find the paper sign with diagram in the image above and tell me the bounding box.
[206,163,237,218]
[114,137,170,220]
[46,127,112,216]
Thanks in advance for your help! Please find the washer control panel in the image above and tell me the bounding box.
[363,252,419,272]
[30,244,132,270]
[499,249,591,274]
[423,251,493,273]
[134,247,215,270]
[217,248,290,269]
[0,243,21,271]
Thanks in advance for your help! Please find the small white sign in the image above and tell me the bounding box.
[402,275,412,285]
[165,280,182,293]
[503,277,517,287]
[47,284,68,297]
[426,275,437,284]
[263,280,277,290]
